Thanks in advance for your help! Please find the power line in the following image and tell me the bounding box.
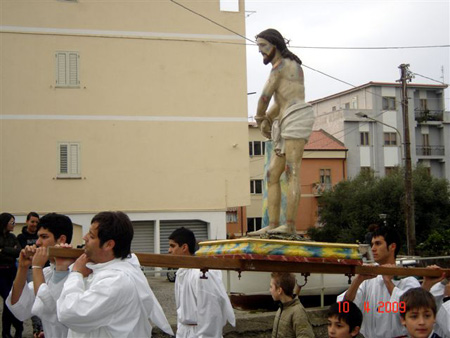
[412,72,449,86]
[169,0,255,44]
[168,1,448,51]
[288,44,450,50]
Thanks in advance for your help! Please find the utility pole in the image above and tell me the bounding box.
[398,64,416,255]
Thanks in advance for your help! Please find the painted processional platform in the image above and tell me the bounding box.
[196,238,362,266]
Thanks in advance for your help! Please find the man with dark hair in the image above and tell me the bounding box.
[16,211,42,336]
[7,213,73,338]
[248,28,314,236]
[57,211,173,337]
[337,226,420,338]
[270,272,314,337]
[168,227,235,337]
[327,301,362,338]
[17,212,40,249]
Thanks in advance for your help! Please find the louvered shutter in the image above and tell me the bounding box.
[58,143,80,177]
[131,221,155,253]
[56,53,67,86]
[56,52,79,87]
[68,53,79,86]
[69,144,79,174]
[59,144,68,174]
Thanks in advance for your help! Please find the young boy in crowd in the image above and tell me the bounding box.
[327,301,362,338]
[270,272,314,338]
[400,287,442,338]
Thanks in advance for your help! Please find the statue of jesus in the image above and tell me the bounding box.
[248,29,315,236]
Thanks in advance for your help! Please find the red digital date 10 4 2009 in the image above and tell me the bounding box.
[338,301,406,313]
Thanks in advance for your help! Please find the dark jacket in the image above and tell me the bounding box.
[17,225,38,248]
[0,233,21,266]
[272,297,314,338]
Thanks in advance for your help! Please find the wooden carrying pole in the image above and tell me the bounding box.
[48,247,449,278]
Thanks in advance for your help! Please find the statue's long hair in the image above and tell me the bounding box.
[255,28,302,65]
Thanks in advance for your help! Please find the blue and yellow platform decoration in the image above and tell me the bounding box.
[196,238,362,265]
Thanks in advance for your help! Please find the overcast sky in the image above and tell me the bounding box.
[244,0,450,119]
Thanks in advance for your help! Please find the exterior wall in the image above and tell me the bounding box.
[297,156,346,231]
[1,0,249,247]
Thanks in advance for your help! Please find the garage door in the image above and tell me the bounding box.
[159,220,208,254]
[131,221,155,253]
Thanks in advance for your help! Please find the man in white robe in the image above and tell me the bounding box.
[56,211,173,338]
[436,298,450,337]
[337,226,420,338]
[168,227,235,338]
[7,213,74,338]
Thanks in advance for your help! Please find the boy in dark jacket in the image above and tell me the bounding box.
[270,272,314,338]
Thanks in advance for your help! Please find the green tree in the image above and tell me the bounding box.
[308,166,450,256]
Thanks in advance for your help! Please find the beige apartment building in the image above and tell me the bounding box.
[1,0,249,251]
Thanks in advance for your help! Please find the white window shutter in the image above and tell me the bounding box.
[56,53,67,85]
[69,144,79,174]
[58,142,80,178]
[55,51,79,87]
[60,144,68,174]
[68,53,79,86]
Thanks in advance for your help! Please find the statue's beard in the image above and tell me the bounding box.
[263,47,276,65]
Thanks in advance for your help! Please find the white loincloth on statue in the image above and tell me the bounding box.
[272,102,314,154]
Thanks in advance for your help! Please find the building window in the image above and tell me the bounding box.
[344,102,350,109]
[332,106,336,111]
[250,180,263,194]
[384,132,397,146]
[249,141,265,156]
[360,132,369,146]
[422,134,431,155]
[226,208,238,223]
[420,99,428,111]
[58,142,81,178]
[360,167,372,175]
[319,169,332,190]
[55,51,80,87]
[220,0,239,12]
[382,97,396,110]
[385,167,396,175]
[247,217,262,232]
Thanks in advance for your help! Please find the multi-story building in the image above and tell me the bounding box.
[1,0,249,252]
[226,124,347,236]
[311,82,449,180]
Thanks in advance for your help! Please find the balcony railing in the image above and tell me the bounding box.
[312,183,332,195]
[415,109,444,123]
[416,145,445,156]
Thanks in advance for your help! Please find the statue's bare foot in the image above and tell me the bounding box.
[247,226,276,237]
[267,224,296,235]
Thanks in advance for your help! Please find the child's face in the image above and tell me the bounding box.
[269,278,281,301]
[400,307,436,338]
[327,316,359,338]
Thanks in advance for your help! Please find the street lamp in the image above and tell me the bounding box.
[355,112,403,165]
